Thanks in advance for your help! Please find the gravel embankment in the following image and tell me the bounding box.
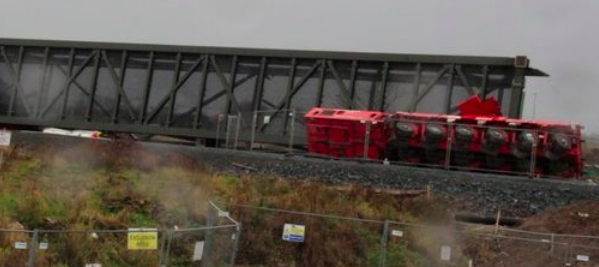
[12,131,599,217]
[176,147,599,217]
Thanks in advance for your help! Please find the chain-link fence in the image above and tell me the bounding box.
[207,109,307,153]
[0,201,240,267]
[213,201,599,267]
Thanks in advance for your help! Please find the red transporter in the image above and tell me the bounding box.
[303,108,389,159]
[303,97,583,179]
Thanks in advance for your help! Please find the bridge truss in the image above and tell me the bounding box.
[0,38,546,145]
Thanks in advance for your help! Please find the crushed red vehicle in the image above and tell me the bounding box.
[304,96,582,179]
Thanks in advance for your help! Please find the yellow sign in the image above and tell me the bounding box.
[127,228,158,250]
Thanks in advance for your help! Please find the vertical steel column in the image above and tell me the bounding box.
[445,64,455,113]
[112,50,128,123]
[379,62,389,111]
[348,60,357,109]
[509,66,527,118]
[252,57,267,112]
[479,65,489,100]
[225,56,238,115]
[249,57,266,149]
[283,58,297,133]
[139,52,154,124]
[60,48,76,120]
[85,52,101,122]
[35,47,50,118]
[497,88,505,113]
[410,63,422,112]
[368,70,377,111]
[166,53,182,126]
[194,55,210,129]
[6,46,24,117]
[315,59,326,107]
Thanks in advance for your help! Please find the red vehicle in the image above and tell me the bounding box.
[304,96,582,179]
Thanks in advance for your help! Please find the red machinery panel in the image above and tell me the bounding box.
[304,108,389,159]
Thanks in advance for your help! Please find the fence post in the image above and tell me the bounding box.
[363,121,371,159]
[250,111,258,151]
[378,220,390,267]
[234,111,242,150]
[215,114,224,148]
[564,243,571,266]
[550,233,555,254]
[162,229,174,267]
[27,229,38,267]
[158,228,167,267]
[494,210,501,234]
[444,122,453,170]
[225,115,234,149]
[288,109,296,153]
[528,130,538,178]
[229,224,242,267]
[202,204,216,267]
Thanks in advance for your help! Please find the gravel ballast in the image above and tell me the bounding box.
[12,131,599,217]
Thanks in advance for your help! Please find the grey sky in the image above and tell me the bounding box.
[0,0,597,132]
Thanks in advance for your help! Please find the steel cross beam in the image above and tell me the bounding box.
[1,46,31,116]
[411,65,450,110]
[258,60,323,132]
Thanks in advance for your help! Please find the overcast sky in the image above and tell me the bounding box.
[0,0,597,132]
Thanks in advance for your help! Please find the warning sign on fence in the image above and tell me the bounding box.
[576,255,590,262]
[282,224,305,242]
[391,230,404,237]
[127,228,158,250]
[0,130,11,146]
[14,242,27,250]
[440,245,451,261]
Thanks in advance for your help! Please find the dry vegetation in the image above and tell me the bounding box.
[0,139,457,266]
[0,138,597,266]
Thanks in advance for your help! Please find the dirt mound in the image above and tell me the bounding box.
[466,201,599,267]
[520,201,599,235]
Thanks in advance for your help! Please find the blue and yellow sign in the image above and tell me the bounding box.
[282,224,305,242]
